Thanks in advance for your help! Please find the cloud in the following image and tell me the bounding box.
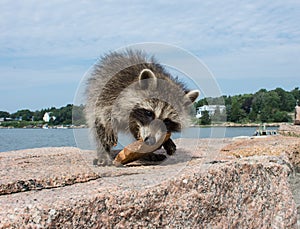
[1,0,299,59]
[205,43,300,79]
[0,0,299,111]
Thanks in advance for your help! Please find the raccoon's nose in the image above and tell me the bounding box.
[144,136,156,145]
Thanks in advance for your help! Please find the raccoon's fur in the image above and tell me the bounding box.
[85,49,199,166]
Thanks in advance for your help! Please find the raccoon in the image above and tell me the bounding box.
[85,49,199,166]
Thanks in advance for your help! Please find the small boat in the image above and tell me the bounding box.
[42,124,49,129]
[254,124,277,136]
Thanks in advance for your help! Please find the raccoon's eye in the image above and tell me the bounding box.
[130,108,154,125]
[145,110,154,117]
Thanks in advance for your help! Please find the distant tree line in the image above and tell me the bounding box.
[195,87,300,124]
[0,104,86,127]
[1,87,299,127]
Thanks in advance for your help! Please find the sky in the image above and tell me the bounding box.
[0,0,299,113]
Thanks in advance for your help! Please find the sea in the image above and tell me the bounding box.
[0,126,278,153]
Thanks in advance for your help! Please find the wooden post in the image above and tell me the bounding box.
[295,105,300,125]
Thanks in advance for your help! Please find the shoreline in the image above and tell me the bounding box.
[0,125,87,129]
[0,122,287,129]
[191,122,284,128]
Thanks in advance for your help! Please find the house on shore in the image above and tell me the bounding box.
[0,117,12,122]
[43,112,56,123]
[196,105,226,118]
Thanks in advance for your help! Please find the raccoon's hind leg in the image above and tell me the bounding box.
[93,119,118,166]
[163,138,176,155]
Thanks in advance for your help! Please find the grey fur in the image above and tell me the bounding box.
[85,49,199,166]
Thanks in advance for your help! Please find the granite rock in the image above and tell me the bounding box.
[0,137,298,228]
[278,124,300,137]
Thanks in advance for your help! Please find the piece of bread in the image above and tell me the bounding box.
[114,133,171,165]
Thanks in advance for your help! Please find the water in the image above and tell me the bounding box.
[0,127,277,152]
[0,128,77,152]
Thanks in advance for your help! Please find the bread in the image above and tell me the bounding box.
[114,133,171,165]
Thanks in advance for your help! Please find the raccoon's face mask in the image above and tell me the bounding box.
[128,68,199,146]
[129,106,180,146]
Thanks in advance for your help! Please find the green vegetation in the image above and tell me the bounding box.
[195,87,299,124]
[0,87,299,128]
[0,104,86,128]
[199,110,211,125]
[0,121,44,128]
[0,111,10,118]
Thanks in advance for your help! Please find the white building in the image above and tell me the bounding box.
[196,105,226,118]
[43,112,56,122]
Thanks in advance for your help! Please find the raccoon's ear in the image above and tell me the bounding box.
[185,90,200,103]
[138,69,157,90]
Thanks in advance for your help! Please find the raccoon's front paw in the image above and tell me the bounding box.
[163,138,176,155]
[93,157,113,166]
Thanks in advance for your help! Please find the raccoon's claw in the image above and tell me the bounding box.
[163,138,176,155]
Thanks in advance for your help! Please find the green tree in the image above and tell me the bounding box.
[229,99,246,123]
[248,109,257,122]
[50,104,73,125]
[193,87,298,124]
[33,110,44,121]
[200,110,211,125]
[11,109,34,121]
[224,96,232,106]
[252,89,267,116]
[194,98,208,108]
[211,106,226,122]
[72,105,86,125]
[273,111,292,122]
[274,88,295,112]
[0,111,10,118]
[225,104,232,122]
[241,94,253,114]
[291,87,300,102]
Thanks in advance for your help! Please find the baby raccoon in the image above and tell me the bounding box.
[85,49,199,165]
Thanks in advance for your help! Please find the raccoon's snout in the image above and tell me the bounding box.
[144,136,156,145]
[140,119,167,146]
